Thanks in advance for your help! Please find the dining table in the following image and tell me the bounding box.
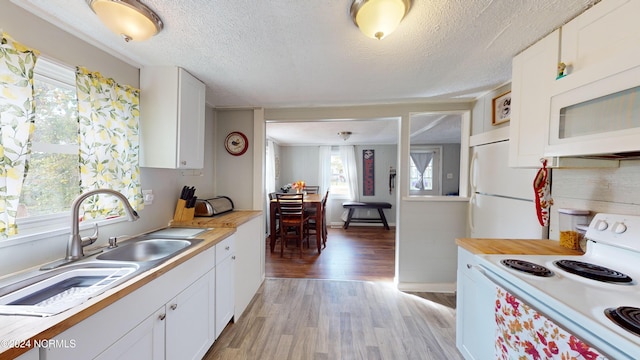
[269,192,324,254]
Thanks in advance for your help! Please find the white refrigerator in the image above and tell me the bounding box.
[469,140,548,239]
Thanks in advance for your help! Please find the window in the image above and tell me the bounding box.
[330,146,349,197]
[409,156,433,190]
[409,146,441,195]
[18,59,79,220]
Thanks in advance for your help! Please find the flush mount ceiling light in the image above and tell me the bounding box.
[350,0,411,40]
[87,0,163,42]
[338,131,353,141]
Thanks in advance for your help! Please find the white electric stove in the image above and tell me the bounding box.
[476,213,640,359]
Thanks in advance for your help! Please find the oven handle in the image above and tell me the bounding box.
[470,263,540,301]
[468,264,497,282]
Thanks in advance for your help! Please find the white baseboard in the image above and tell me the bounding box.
[396,282,457,294]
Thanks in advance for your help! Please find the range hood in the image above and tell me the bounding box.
[548,151,640,169]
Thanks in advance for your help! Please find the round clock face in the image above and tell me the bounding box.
[224,131,248,156]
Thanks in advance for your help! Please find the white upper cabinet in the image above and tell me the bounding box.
[509,0,640,166]
[509,30,559,168]
[553,0,640,95]
[140,67,206,169]
[545,0,640,157]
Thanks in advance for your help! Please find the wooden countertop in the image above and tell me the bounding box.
[171,210,262,228]
[0,227,237,360]
[456,238,584,256]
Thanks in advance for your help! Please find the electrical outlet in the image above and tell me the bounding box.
[142,189,154,205]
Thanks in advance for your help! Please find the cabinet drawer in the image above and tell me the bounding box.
[216,235,235,264]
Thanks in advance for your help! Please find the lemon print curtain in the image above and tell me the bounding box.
[75,66,143,219]
[0,32,39,237]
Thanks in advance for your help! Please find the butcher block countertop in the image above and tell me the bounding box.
[171,210,262,228]
[456,238,584,256]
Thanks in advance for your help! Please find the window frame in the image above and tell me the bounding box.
[329,146,350,199]
[6,57,126,244]
[408,145,442,196]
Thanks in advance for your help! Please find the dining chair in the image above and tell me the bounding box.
[275,193,310,257]
[269,192,280,236]
[308,190,329,249]
[304,185,320,194]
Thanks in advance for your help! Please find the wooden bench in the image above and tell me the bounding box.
[342,202,392,230]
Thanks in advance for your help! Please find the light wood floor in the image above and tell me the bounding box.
[205,226,463,360]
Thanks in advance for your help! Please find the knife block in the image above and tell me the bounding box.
[173,199,195,222]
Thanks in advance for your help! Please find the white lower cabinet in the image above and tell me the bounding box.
[96,272,215,360]
[233,215,264,320]
[215,236,235,339]
[166,271,215,360]
[94,306,165,360]
[456,247,495,360]
[15,348,38,360]
[41,236,235,360]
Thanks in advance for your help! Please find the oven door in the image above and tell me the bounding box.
[473,263,634,359]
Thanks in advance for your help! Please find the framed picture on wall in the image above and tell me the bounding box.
[363,149,374,196]
[492,91,511,125]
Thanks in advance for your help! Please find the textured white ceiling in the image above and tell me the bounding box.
[14,0,598,144]
[16,0,598,108]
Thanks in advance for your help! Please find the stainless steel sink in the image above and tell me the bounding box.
[0,261,138,317]
[0,235,203,317]
[96,238,200,262]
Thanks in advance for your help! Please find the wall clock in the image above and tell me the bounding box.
[224,131,249,156]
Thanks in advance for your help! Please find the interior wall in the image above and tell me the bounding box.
[278,146,320,191]
[471,83,511,136]
[441,144,461,195]
[214,109,256,210]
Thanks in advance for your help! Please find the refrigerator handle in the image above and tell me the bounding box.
[468,192,476,233]
[469,150,478,193]
[468,150,479,234]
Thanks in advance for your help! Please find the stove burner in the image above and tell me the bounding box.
[605,307,640,337]
[554,260,633,283]
[500,259,554,277]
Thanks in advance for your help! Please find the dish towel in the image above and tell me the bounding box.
[533,159,553,226]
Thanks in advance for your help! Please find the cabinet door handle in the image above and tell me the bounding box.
[158,313,166,321]
[466,264,472,269]
[232,255,236,260]
[225,246,230,250]
[180,160,187,166]
[170,303,178,310]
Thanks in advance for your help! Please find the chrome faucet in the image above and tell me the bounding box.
[66,189,140,260]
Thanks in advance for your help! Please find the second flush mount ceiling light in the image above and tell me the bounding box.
[87,0,164,42]
[350,0,412,40]
[338,131,352,141]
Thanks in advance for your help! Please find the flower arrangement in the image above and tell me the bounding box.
[292,180,306,192]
